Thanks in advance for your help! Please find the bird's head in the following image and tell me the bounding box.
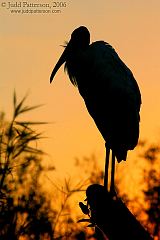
[50,26,90,83]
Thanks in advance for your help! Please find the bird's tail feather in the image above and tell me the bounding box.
[114,148,127,162]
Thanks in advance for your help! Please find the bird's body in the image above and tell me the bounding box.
[50,26,141,192]
[65,40,141,161]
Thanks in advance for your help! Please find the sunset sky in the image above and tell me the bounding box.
[1,0,160,188]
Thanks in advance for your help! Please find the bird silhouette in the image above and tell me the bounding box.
[50,26,141,194]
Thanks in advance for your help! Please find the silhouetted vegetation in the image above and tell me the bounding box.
[76,145,160,239]
[0,93,159,239]
[142,144,160,238]
[0,93,94,239]
[0,92,55,239]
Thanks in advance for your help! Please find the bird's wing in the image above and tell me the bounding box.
[77,41,141,156]
[79,41,141,109]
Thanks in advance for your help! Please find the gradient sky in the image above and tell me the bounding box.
[1,1,160,185]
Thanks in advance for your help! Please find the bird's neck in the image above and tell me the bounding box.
[65,50,85,86]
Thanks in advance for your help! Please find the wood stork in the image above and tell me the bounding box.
[50,26,141,194]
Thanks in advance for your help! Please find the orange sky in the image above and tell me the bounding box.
[1,1,160,189]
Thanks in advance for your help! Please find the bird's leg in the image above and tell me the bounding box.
[104,143,110,191]
[110,150,115,196]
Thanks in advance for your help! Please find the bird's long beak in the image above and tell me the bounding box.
[50,41,70,83]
